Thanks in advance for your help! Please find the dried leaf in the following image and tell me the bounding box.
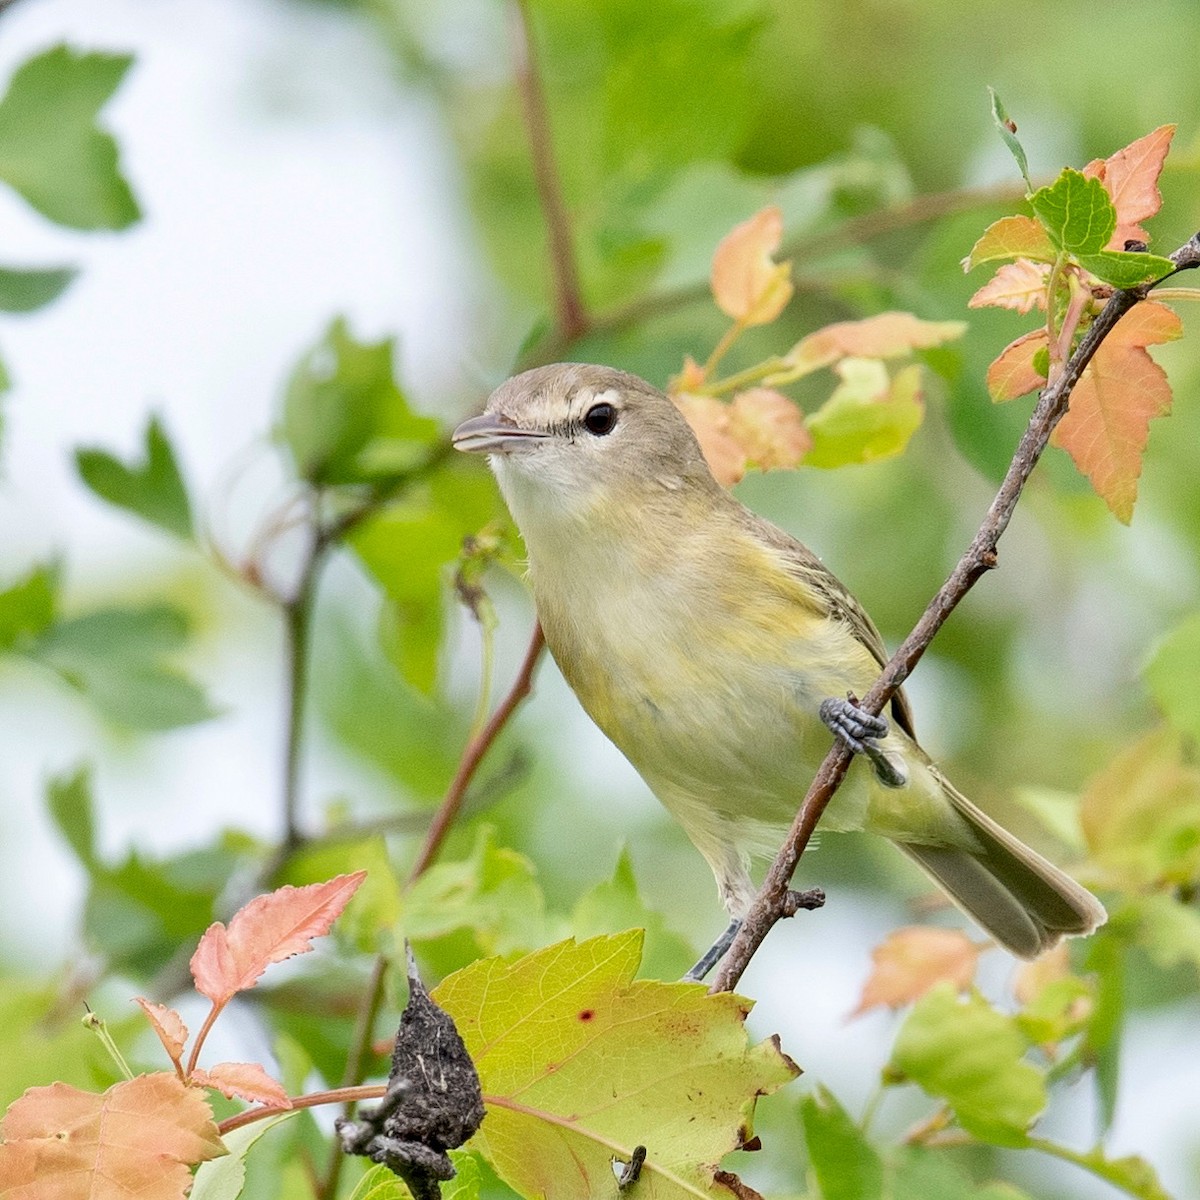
[190,1062,291,1109]
[710,206,794,326]
[1083,125,1176,248]
[672,392,747,486]
[986,329,1049,402]
[190,872,366,1007]
[852,927,982,1016]
[1050,301,1182,522]
[968,259,1049,314]
[0,1074,225,1200]
[779,312,966,380]
[727,388,811,470]
[133,998,188,1070]
[962,215,1057,269]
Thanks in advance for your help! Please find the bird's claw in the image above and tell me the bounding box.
[819,696,907,788]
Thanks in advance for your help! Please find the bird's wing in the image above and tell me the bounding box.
[747,513,918,740]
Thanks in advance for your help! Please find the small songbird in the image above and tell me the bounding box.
[453,363,1105,972]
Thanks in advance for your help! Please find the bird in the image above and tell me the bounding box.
[452,362,1105,974]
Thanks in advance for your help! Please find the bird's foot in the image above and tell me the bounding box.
[819,695,908,788]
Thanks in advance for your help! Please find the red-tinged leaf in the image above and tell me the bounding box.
[190,871,366,1007]
[962,215,1057,269]
[968,259,1049,314]
[133,998,188,1070]
[780,312,967,379]
[1083,125,1176,248]
[1051,340,1172,523]
[1100,298,1183,348]
[670,354,707,392]
[0,1074,224,1200]
[710,206,794,326]
[190,1062,291,1109]
[727,388,811,471]
[672,392,747,487]
[987,329,1048,402]
[852,927,982,1016]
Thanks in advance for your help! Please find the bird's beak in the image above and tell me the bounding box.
[452,412,550,454]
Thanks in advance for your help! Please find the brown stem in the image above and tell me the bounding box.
[508,0,588,342]
[709,232,1200,994]
[407,622,546,883]
[315,955,390,1200]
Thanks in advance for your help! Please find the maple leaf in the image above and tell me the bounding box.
[0,1074,224,1200]
[852,927,982,1017]
[672,392,747,486]
[1083,125,1176,248]
[727,388,811,471]
[776,311,966,381]
[710,206,794,327]
[968,259,1049,314]
[986,329,1049,402]
[190,1062,291,1109]
[433,932,798,1200]
[1050,299,1182,522]
[190,871,365,1007]
[133,998,188,1071]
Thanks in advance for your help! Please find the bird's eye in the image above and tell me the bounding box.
[583,402,618,436]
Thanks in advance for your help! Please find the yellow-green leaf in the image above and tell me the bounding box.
[805,360,924,468]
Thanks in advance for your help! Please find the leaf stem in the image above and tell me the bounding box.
[185,1001,223,1078]
[406,622,546,884]
[217,1084,387,1137]
[709,232,1200,995]
[508,0,588,342]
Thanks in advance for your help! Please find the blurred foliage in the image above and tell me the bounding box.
[1,5,1199,1200]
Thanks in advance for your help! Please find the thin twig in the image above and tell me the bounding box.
[316,954,391,1200]
[710,232,1200,994]
[406,622,546,883]
[508,0,588,342]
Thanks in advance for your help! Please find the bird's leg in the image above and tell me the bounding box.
[819,695,908,788]
[683,889,827,981]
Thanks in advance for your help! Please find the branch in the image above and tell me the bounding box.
[710,231,1200,994]
[406,622,546,883]
[508,0,588,342]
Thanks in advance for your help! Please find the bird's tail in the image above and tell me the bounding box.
[898,771,1106,959]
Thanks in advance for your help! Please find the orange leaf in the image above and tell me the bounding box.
[781,312,966,379]
[191,1062,291,1109]
[962,215,1057,269]
[671,393,746,487]
[133,998,188,1070]
[0,1074,224,1200]
[852,927,982,1017]
[670,354,707,392]
[1051,338,1173,523]
[190,872,366,1007]
[727,388,811,471]
[968,259,1049,314]
[986,329,1048,402]
[1083,125,1176,248]
[710,206,794,326]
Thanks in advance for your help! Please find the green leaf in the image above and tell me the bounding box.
[988,89,1031,191]
[433,932,799,1200]
[0,562,57,652]
[805,360,924,469]
[1029,169,1116,257]
[571,848,694,981]
[0,265,77,312]
[46,764,98,872]
[347,1164,412,1200]
[31,604,216,730]
[887,983,1045,1146]
[1082,932,1124,1134]
[1144,612,1200,743]
[801,1085,883,1200]
[1125,893,1200,976]
[190,1113,298,1200]
[0,45,139,230]
[75,415,193,538]
[280,317,441,485]
[1027,1139,1171,1200]
[1078,249,1175,288]
[403,826,552,959]
[888,1145,1034,1200]
[344,1154,480,1200]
